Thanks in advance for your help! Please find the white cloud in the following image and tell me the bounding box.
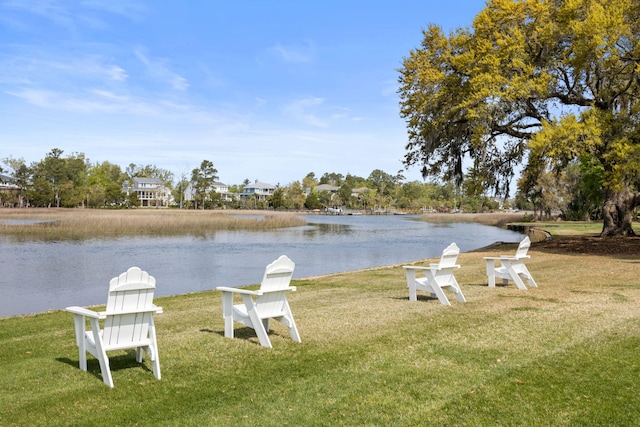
[2,0,75,28]
[80,0,146,21]
[268,41,315,64]
[2,0,145,31]
[284,96,328,127]
[134,48,189,91]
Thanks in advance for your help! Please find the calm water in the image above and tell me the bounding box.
[0,215,524,317]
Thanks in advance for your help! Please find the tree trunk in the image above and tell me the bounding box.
[601,191,640,237]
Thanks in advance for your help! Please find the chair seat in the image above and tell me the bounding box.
[85,331,153,351]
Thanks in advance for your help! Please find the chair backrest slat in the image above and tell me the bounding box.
[103,267,156,346]
[256,256,295,316]
[438,243,460,268]
[515,236,531,258]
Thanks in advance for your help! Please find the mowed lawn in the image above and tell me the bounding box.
[1,237,639,426]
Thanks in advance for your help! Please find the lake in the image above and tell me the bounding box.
[0,214,524,317]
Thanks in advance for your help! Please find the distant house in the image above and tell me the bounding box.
[0,174,21,207]
[184,181,235,203]
[305,184,340,196]
[351,187,369,198]
[314,184,340,193]
[0,174,20,191]
[240,180,276,201]
[122,177,173,207]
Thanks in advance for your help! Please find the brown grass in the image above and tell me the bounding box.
[0,208,306,240]
[418,212,530,228]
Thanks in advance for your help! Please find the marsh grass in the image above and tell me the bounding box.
[2,240,639,426]
[0,209,306,240]
[418,212,529,228]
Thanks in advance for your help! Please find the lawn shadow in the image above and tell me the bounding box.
[199,326,287,345]
[391,294,439,302]
[56,350,152,383]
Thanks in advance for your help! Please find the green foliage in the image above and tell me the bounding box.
[304,190,322,210]
[190,160,219,210]
[398,0,640,229]
[269,186,286,209]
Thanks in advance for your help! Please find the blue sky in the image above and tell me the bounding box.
[1,0,487,186]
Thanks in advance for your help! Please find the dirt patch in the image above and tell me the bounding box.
[533,236,640,256]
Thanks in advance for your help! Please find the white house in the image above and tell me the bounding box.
[240,180,276,201]
[122,177,173,207]
[0,174,20,190]
[183,181,234,203]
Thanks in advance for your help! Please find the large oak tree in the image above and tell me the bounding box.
[398,0,640,236]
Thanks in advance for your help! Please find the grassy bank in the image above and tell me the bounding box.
[0,209,306,239]
[1,235,639,425]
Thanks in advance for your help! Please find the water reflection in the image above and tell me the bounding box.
[301,222,352,236]
[0,214,524,317]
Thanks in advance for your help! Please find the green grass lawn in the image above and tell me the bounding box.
[515,220,604,236]
[2,225,639,426]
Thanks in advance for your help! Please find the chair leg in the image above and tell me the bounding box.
[431,285,451,306]
[90,329,114,388]
[98,355,114,388]
[450,277,466,303]
[425,272,451,306]
[148,318,161,380]
[405,269,418,301]
[522,266,538,287]
[78,338,87,372]
[221,292,235,339]
[504,261,527,290]
[282,302,301,343]
[485,260,496,287]
[249,309,272,348]
[72,314,88,371]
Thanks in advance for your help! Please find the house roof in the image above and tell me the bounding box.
[122,177,168,191]
[130,177,164,184]
[243,180,275,190]
[314,184,340,192]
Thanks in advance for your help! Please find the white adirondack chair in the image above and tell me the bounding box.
[65,267,162,388]
[484,236,538,290]
[216,255,300,348]
[402,242,466,305]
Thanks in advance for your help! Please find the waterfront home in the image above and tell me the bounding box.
[240,180,276,201]
[183,181,235,204]
[122,177,173,207]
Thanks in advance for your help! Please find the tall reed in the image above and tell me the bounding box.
[0,209,307,240]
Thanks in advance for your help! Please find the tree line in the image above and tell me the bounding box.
[1,147,612,219]
[1,148,508,212]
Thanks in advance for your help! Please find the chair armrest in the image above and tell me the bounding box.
[260,286,297,293]
[483,256,502,260]
[65,306,104,319]
[402,265,432,271]
[431,264,460,270]
[403,265,459,271]
[102,305,163,316]
[216,286,262,296]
